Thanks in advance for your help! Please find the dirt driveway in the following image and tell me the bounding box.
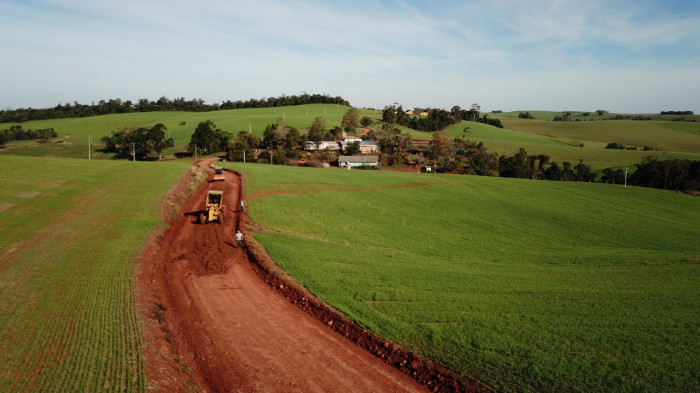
[136,159,485,393]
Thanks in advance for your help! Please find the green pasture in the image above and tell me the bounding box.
[3,104,698,172]
[499,119,700,153]
[491,110,700,122]
[436,119,700,169]
[0,104,373,146]
[228,162,700,393]
[0,155,190,392]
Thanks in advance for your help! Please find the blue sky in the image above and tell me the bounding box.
[1,0,699,113]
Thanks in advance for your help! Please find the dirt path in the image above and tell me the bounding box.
[137,159,486,393]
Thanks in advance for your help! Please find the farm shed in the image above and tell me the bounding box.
[338,155,379,168]
[359,141,378,154]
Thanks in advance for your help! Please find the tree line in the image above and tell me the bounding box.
[600,157,700,193]
[381,104,502,133]
[100,123,174,160]
[424,132,598,181]
[660,111,694,115]
[0,126,57,146]
[0,93,350,123]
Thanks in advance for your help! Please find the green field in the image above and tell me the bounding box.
[0,155,191,392]
[432,118,700,169]
[3,105,699,172]
[228,162,700,393]
[0,104,376,147]
[2,104,700,391]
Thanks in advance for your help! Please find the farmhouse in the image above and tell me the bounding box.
[303,140,340,151]
[339,140,378,154]
[338,155,379,168]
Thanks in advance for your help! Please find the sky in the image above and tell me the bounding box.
[1,0,699,113]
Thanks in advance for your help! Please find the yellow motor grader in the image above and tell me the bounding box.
[199,190,225,224]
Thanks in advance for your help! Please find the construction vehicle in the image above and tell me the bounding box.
[213,166,225,181]
[199,190,225,224]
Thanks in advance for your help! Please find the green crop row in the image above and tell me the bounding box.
[0,155,189,392]
[230,162,700,393]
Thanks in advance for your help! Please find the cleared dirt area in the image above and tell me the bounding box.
[136,159,487,392]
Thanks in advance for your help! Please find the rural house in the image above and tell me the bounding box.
[303,140,340,151]
[339,140,378,154]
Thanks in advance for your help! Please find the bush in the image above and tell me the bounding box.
[605,142,625,149]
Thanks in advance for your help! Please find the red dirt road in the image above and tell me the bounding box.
[137,159,487,393]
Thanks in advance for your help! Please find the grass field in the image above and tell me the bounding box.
[433,119,700,169]
[0,155,190,392]
[3,104,698,171]
[490,111,700,123]
[228,162,700,393]
[0,104,376,146]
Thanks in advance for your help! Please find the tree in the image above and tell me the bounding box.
[189,120,217,154]
[469,103,481,122]
[283,127,301,149]
[188,120,231,154]
[382,105,397,124]
[574,159,597,182]
[341,107,360,133]
[429,130,456,172]
[544,162,562,180]
[345,141,361,155]
[561,161,574,181]
[227,131,260,162]
[310,116,326,133]
[360,116,372,127]
[147,123,174,160]
[100,124,174,159]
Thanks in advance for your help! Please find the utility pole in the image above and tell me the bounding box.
[624,166,628,188]
[243,150,246,163]
[269,145,273,165]
[131,143,136,162]
[88,134,91,160]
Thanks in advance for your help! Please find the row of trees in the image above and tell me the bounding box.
[628,157,700,192]
[0,93,350,123]
[425,132,597,181]
[0,126,57,145]
[100,123,173,160]
[382,104,502,133]
[599,157,700,193]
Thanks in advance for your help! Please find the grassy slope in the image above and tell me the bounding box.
[229,162,700,393]
[3,105,698,170]
[436,119,700,169]
[0,104,373,146]
[0,155,190,392]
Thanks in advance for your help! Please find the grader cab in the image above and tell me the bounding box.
[200,190,225,224]
[213,167,225,181]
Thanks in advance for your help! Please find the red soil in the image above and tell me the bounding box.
[136,159,489,393]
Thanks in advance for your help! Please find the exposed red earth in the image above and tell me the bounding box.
[136,158,489,392]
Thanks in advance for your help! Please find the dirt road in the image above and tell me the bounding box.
[137,159,485,392]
